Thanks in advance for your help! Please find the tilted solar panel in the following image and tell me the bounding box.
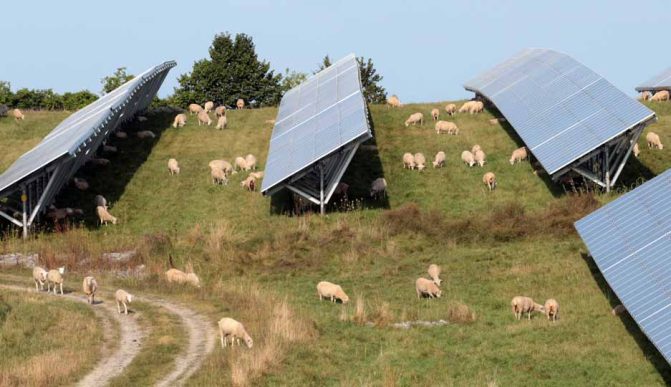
[636,67,671,92]
[575,169,671,365]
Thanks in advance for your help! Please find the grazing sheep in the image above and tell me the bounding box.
[612,304,627,316]
[511,296,545,320]
[333,182,349,200]
[197,111,212,126]
[427,264,442,286]
[47,267,65,295]
[209,160,234,176]
[215,106,226,117]
[458,101,475,113]
[316,281,350,304]
[82,276,98,304]
[651,90,670,102]
[136,130,156,139]
[416,277,442,299]
[211,166,228,185]
[445,103,457,115]
[102,145,117,153]
[165,268,201,288]
[115,131,128,139]
[46,207,74,223]
[370,177,387,199]
[387,95,401,108]
[461,150,475,167]
[188,103,203,115]
[137,116,148,123]
[509,147,528,165]
[88,158,110,166]
[233,157,248,171]
[474,150,486,167]
[218,317,253,348]
[216,115,227,130]
[405,112,424,127]
[249,171,264,180]
[204,101,214,113]
[33,266,48,291]
[471,144,482,154]
[236,99,245,109]
[172,113,187,128]
[94,195,107,208]
[431,108,440,121]
[403,153,416,170]
[96,206,117,225]
[468,101,484,114]
[483,172,497,191]
[168,158,180,175]
[115,289,133,314]
[544,299,559,322]
[244,154,257,170]
[435,120,458,135]
[639,91,652,101]
[12,109,25,120]
[633,143,640,158]
[241,175,257,191]
[432,151,446,168]
[414,153,426,171]
[265,119,275,125]
[73,177,89,191]
[646,132,663,149]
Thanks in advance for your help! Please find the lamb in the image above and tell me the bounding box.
[511,296,545,320]
[115,131,128,139]
[172,113,187,128]
[204,101,214,113]
[435,120,458,135]
[96,206,117,225]
[461,150,475,167]
[136,130,156,139]
[405,112,424,127]
[316,281,350,304]
[427,264,442,286]
[414,153,426,171]
[370,177,387,199]
[471,144,482,154]
[215,106,226,117]
[646,132,663,149]
[444,103,457,115]
[236,98,245,109]
[483,172,497,191]
[115,289,133,314]
[638,91,652,101]
[209,160,234,176]
[544,298,559,322]
[46,267,65,295]
[416,277,442,299]
[431,108,440,121]
[218,317,253,348]
[211,167,228,185]
[82,276,98,304]
[474,150,486,167]
[234,157,248,171]
[188,103,203,115]
[94,195,107,208]
[241,175,257,191]
[468,101,484,114]
[651,90,670,102]
[216,115,227,130]
[197,111,212,126]
[12,108,25,120]
[244,154,257,170]
[103,145,117,153]
[33,266,48,291]
[432,151,446,168]
[509,146,528,165]
[387,95,401,108]
[168,158,180,175]
[73,177,89,191]
[88,158,110,166]
[458,101,475,113]
[633,143,640,158]
[402,153,415,170]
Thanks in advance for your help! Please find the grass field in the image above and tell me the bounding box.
[1,99,671,385]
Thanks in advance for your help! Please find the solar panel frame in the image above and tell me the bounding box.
[636,68,671,92]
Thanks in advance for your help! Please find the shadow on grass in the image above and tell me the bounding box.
[580,252,671,383]
[615,155,657,190]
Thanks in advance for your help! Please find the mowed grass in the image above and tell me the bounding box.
[2,99,671,385]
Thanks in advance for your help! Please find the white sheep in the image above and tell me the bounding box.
[511,296,545,320]
[218,317,253,348]
[168,158,180,175]
[387,95,401,108]
[431,108,440,121]
[47,267,65,295]
[73,177,89,191]
[249,171,264,180]
[173,113,187,128]
[471,144,482,154]
[483,172,496,191]
[432,151,446,168]
[414,153,426,171]
[544,298,559,322]
[405,112,424,127]
[188,103,203,115]
[458,101,475,113]
[82,276,98,304]
[639,91,652,101]
[651,90,670,102]
[215,106,226,117]
[12,108,25,120]
[474,150,486,167]
[94,195,107,208]
[435,120,458,135]
[370,177,387,199]
[244,154,257,170]
[468,101,484,114]
[33,266,48,291]
[197,111,212,126]
[211,167,228,185]
[96,206,117,225]
[509,147,528,165]
[115,289,133,314]
[209,160,234,176]
[165,268,201,287]
[416,277,441,298]
[461,150,475,167]
[204,101,214,113]
[633,143,640,158]
[136,130,156,139]
[403,153,416,170]
[427,264,442,286]
[216,115,227,130]
[137,116,148,122]
[316,281,350,303]
[241,175,257,191]
[444,103,456,115]
[236,99,245,109]
[234,156,248,171]
[115,131,128,139]
[646,132,663,149]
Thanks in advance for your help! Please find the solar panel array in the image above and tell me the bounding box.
[636,67,671,92]
[464,49,654,175]
[575,169,671,365]
[261,54,371,194]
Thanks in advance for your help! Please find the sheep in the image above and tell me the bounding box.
[88,158,110,166]
[215,106,226,117]
[651,90,670,102]
[403,153,416,170]
[33,266,48,291]
[115,131,128,139]
[234,156,248,171]
[639,91,652,101]
[316,281,350,304]
[136,130,156,139]
[416,277,442,299]
[211,167,228,185]
[458,101,475,113]
[468,101,484,114]
[461,150,475,167]
[511,296,545,320]
[427,264,442,286]
[544,298,559,322]
[12,108,25,120]
[46,207,74,223]
[509,146,528,165]
[188,103,203,115]
[165,268,201,288]
[209,160,234,176]
[218,317,253,348]
[115,289,133,314]
[471,144,482,154]
[474,150,486,167]
[204,101,214,113]
[265,119,275,125]
[612,304,627,316]
[244,154,257,170]
[387,95,401,108]
[137,116,148,122]
[216,115,228,130]
[435,120,458,135]
[173,113,187,128]
[94,195,107,208]
[646,132,663,149]
[633,143,640,158]
[168,158,180,175]
[333,181,349,201]
[73,177,89,191]
[414,153,426,171]
[431,108,440,121]
[445,103,457,115]
[483,172,496,191]
[102,145,117,153]
[405,112,424,127]
[370,177,387,199]
[96,206,117,225]
[46,267,65,295]
[197,111,212,126]
[241,175,257,191]
[432,151,446,168]
[249,171,264,180]
[82,276,98,304]
[236,99,245,109]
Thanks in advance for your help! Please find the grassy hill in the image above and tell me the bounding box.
[1,100,671,385]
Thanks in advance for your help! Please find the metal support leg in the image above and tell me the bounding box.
[319,165,325,215]
[604,145,610,193]
[21,186,28,239]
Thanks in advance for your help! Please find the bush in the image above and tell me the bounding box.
[62,91,98,110]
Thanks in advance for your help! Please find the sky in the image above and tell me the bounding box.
[1,1,669,102]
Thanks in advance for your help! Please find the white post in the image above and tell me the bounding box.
[21,186,28,239]
[319,165,325,215]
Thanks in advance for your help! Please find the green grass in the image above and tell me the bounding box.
[2,99,671,385]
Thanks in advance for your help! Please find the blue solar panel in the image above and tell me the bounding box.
[465,49,655,175]
[636,68,671,92]
[575,169,671,365]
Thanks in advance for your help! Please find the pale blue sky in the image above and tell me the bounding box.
[1,1,668,102]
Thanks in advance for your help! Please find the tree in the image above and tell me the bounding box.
[62,90,98,110]
[0,81,12,105]
[280,69,308,93]
[314,55,332,74]
[101,67,134,94]
[314,55,387,104]
[173,33,283,107]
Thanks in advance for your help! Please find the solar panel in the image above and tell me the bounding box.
[636,68,671,92]
[261,54,371,202]
[575,169,671,365]
[464,49,655,176]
